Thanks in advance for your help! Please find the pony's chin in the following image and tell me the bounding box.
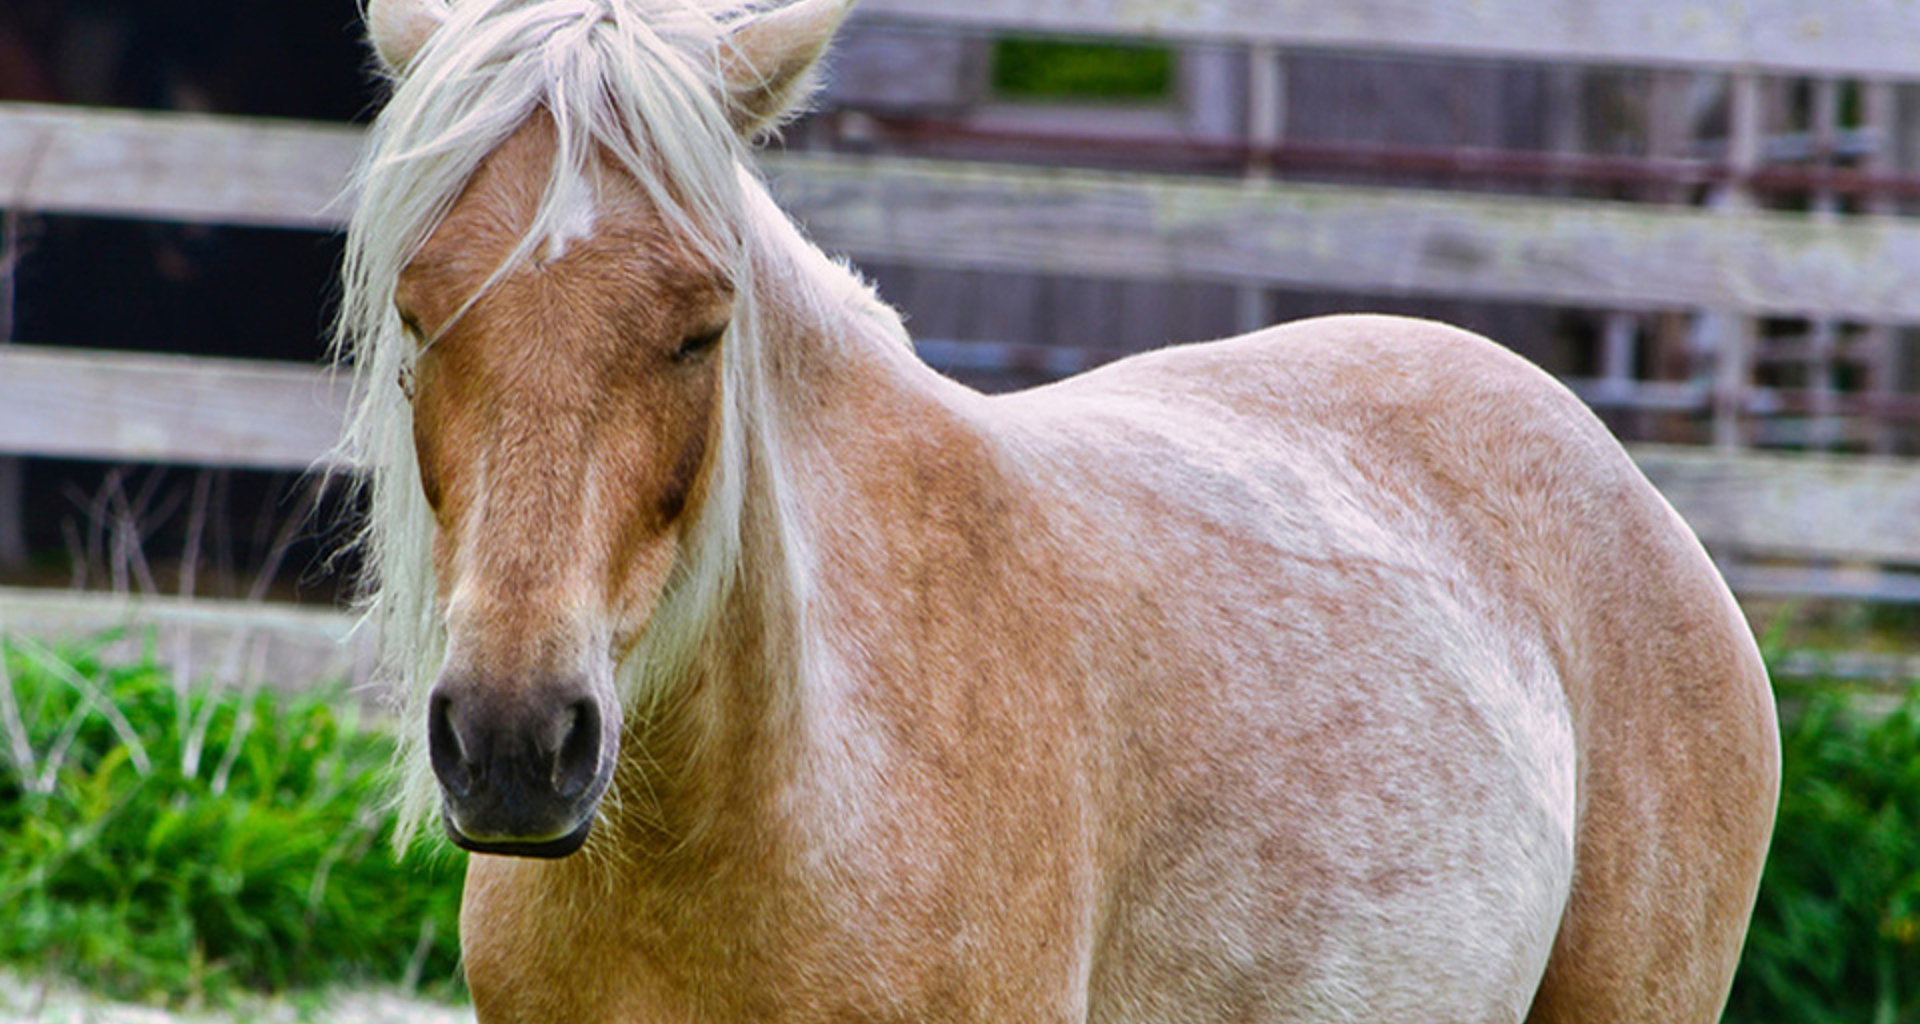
[443,812,594,859]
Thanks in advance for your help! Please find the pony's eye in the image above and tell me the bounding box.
[674,325,726,362]
[397,310,427,342]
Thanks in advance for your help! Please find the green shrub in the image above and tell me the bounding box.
[1725,687,1920,1024]
[991,38,1174,101]
[0,635,464,1006]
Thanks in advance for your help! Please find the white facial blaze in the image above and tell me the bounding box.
[540,174,600,263]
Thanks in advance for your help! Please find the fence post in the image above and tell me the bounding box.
[0,207,25,569]
[1711,71,1763,450]
[1862,79,1900,454]
[1642,69,1697,441]
[1807,76,1842,450]
[1599,312,1638,405]
[1238,42,1284,334]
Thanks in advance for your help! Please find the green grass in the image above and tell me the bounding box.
[0,635,464,1007]
[991,37,1175,102]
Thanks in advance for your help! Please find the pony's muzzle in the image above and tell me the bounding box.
[427,675,614,858]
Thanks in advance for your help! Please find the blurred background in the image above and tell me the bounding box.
[3,0,1920,1019]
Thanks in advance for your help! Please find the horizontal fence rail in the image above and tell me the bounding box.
[4,339,1916,602]
[771,154,1920,324]
[858,0,1920,80]
[1634,445,1920,603]
[0,104,359,230]
[0,346,347,470]
[8,104,1920,324]
[0,585,374,697]
[5,580,1913,690]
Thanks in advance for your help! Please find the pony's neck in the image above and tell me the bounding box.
[742,178,921,394]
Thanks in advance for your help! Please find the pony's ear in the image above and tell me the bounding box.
[368,0,450,74]
[720,0,855,137]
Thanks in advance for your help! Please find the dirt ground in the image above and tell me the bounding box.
[0,972,474,1024]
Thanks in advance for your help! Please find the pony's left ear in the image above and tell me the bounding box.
[720,0,855,138]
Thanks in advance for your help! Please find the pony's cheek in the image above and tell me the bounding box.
[606,532,684,658]
[597,414,715,657]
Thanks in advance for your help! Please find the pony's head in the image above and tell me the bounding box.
[340,0,852,857]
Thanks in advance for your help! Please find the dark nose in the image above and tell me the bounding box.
[427,676,611,857]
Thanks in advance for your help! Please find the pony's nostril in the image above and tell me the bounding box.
[428,691,476,798]
[552,698,602,800]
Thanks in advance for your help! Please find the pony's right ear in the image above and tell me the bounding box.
[367,0,451,74]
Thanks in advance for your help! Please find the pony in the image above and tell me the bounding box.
[334,0,1780,1019]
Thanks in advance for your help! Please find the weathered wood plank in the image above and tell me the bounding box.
[857,0,1920,80]
[765,152,1920,324]
[10,104,1920,323]
[4,578,1913,693]
[3,343,1919,603]
[0,346,347,470]
[0,586,374,697]
[1633,443,1920,567]
[0,103,358,229]
[1771,648,1920,685]
[8,577,1912,695]
[1719,564,1920,604]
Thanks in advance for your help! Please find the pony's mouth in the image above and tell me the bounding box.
[442,810,594,859]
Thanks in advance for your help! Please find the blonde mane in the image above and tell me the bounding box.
[333,0,852,843]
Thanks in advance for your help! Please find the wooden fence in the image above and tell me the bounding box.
[6,0,1920,616]
[858,0,1920,77]
[826,2,1920,452]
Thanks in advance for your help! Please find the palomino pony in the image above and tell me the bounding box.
[336,0,1779,1019]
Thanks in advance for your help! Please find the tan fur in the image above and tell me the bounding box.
[361,4,1779,1021]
